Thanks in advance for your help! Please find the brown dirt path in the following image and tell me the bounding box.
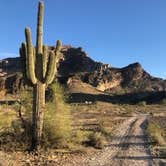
[80,114,166,166]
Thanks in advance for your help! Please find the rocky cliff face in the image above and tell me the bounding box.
[0,45,166,94]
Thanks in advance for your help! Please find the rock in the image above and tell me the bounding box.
[0,45,165,95]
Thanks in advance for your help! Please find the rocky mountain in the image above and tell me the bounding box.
[0,45,166,96]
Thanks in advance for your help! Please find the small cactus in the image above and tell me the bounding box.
[20,1,62,150]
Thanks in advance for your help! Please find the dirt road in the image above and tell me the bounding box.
[81,114,166,166]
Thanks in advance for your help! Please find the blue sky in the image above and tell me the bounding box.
[0,0,165,78]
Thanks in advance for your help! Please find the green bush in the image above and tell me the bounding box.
[43,83,72,148]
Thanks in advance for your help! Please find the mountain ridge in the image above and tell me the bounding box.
[0,45,165,95]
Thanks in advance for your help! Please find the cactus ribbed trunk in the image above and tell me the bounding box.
[32,82,45,149]
[20,1,62,150]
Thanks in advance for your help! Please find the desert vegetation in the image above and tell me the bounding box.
[0,91,166,164]
[145,115,166,158]
[0,1,165,166]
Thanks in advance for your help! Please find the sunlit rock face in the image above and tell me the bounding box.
[0,46,166,94]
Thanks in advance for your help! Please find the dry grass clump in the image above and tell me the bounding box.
[146,119,165,146]
[0,110,17,132]
[87,132,106,149]
[71,130,89,145]
[71,130,106,149]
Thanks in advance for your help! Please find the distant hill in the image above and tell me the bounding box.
[0,45,166,103]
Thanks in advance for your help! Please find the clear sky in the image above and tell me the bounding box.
[0,0,165,78]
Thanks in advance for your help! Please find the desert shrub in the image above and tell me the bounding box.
[98,118,111,137]
[18,89,33,115]
[43,82,72,148]
[161,98,166,105]
[87,132,106,149]
[0,89,33,150]
[146,120,165,146]
[0,111,17,133]
[71,130,91,145]
[138,101,147,106]
[0,109,29,150]
[14,89,33,141]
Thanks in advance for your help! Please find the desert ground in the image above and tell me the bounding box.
[0,100,165,166]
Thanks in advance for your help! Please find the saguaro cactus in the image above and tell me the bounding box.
[19,1,62,150]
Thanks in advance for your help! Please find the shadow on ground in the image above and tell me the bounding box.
[68,91,166,104]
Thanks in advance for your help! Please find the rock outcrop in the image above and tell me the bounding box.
[0,45,166,94]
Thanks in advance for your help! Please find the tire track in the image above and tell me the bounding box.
[81,114,165,166]
[81,116,138,166]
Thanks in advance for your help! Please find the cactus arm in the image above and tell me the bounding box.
[44,51,56,85]
[42,45,48,78]
[44,40,62,85]
[33,47,36,64]
[19,45,25,76]
[19,48,22,58]
[20,42,29,78]
[20,42,26,59]
[25,28,37,84]
[36,1,44,54]
[54,40,61,54]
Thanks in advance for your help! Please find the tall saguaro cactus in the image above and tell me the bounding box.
[19,1,62,150]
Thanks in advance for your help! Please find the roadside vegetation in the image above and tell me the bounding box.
[0,88,166,164]
[145,115,166,158]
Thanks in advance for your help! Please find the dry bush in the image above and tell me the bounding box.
[0,109,28,150]
[0,111,17,132]
[71,130,91,145]
[98,118,112,137]
[146,120,165,146]
[0,89,33,151]
[43,83,72,148]
[87,132,106,149]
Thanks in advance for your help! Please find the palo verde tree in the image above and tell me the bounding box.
[19,1,62,150]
